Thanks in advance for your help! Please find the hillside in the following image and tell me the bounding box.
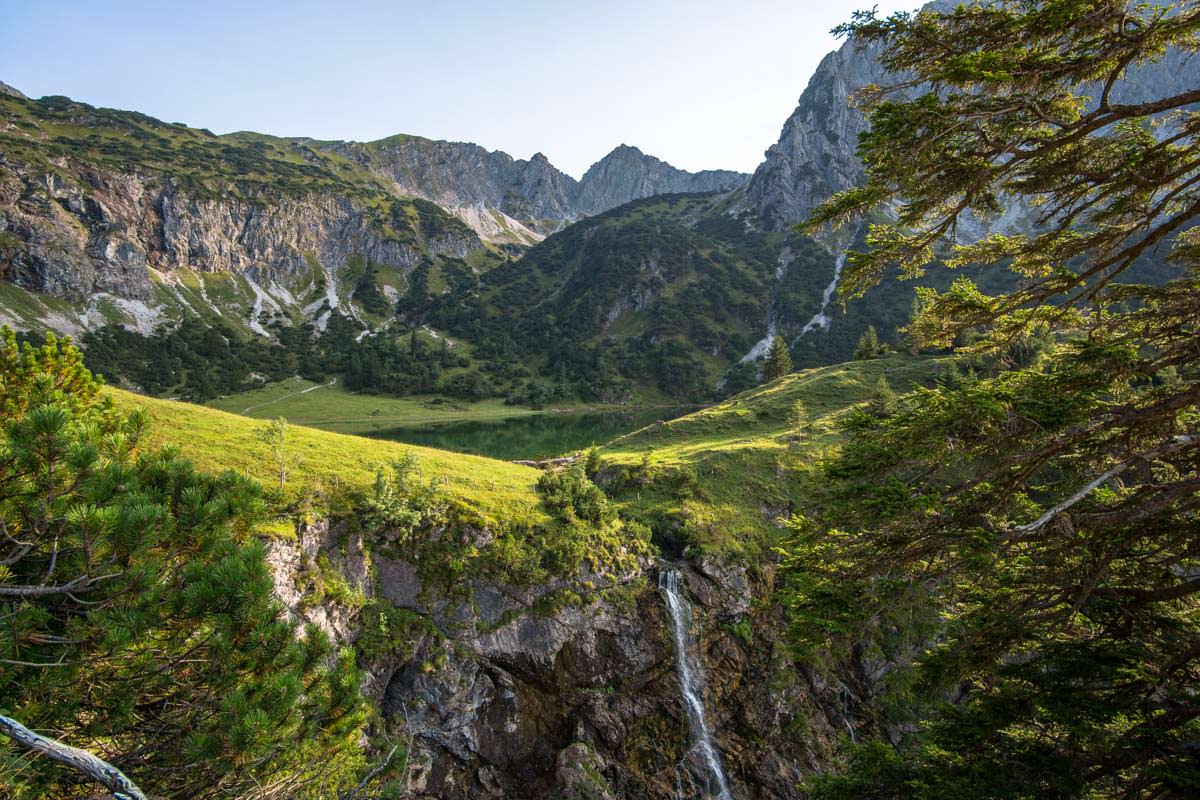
[597,352,948,555]
[108,351,941,555]
[425,192,839,401]
[106,386,549,530]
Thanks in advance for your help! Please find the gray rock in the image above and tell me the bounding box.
[306,137,748,241]
[576,144,747,216]
[0,157,479,311]
[269,518,854,799]
[740,0,1194,230]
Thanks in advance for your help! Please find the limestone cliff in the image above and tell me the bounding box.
[267,519,860,800]
[739,1,1195,229]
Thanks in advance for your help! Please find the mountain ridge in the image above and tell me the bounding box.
[303,134,749,243]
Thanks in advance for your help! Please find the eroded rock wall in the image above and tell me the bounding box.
[267,520,863,800]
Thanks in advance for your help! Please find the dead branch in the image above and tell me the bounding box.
[0,713,148,800]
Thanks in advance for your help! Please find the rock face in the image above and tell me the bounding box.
[0,156,478,306]
[313,137,580,241]
[740,1,1195,230]
[268,521,857,800]
[575,145,748,216]
[317,137,749,241]
[739,37,886,230]
[0,81,25,100]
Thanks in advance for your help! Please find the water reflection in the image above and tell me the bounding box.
[361,406,690,461]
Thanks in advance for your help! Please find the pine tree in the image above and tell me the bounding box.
[789,400,809,443]
[764,335,793,380]
[866,375,896,418]
[854,325,880,360]
[793,2,1200,796]
[0,329,369,798]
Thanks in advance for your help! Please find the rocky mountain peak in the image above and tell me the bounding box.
[740,0,1190,231]
[305,134,747,242]
[575,144,749,216]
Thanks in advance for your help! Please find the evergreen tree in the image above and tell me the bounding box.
[399,261,431,323]
[866,374,896,418]
[792,2,1200,796]
[0,329,369,798]
[789,400,809,443]
[854,325,881,360]
[764,335,793,380]
[351,262,390,317]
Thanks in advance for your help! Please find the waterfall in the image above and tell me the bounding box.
[740,247,794,363]
[659,568,734,800]
[798,251,847,337]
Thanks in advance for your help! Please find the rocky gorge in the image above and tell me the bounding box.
[267,519,859,800]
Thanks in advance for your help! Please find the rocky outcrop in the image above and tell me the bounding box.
[739,36,887,230]
[0,155,479,306]
[740,0,1195,230]
[313,138,748,239]
[0,81,25,100]
[315,137,580,237]
[576,145,747,216]
[267,520,860,800]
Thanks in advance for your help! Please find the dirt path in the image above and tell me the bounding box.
[240,379,336,415]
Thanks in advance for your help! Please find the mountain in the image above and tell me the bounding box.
[303,135,580,244]
[575,144,748,215]
[309,136,748,244]
[0,93,484,337]
[425,192,839,401]
[739,0,1195,230]
[0,90,746,340]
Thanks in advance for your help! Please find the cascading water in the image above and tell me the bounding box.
[798,251,847,336]
[659,568,734,800]
[740,247,795,363]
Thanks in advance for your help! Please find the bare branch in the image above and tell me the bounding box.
[0,713,148,800]
[0,573,120,597]
[1011,434,1198,536]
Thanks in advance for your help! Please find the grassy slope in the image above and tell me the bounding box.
[599,353,949,556]
[204,377,541,433]
[110,353,946,559]
[107,387,548,529]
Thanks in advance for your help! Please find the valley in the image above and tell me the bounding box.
[2,2,1197,799]
[205,377,694,460]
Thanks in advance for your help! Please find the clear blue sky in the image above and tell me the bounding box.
[0,0,917,177]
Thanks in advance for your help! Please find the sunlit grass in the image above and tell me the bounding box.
[108,387,549,529]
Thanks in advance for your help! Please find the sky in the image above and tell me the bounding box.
[0,0,919,178]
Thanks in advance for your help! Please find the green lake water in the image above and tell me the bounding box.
[362,406,691,461]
